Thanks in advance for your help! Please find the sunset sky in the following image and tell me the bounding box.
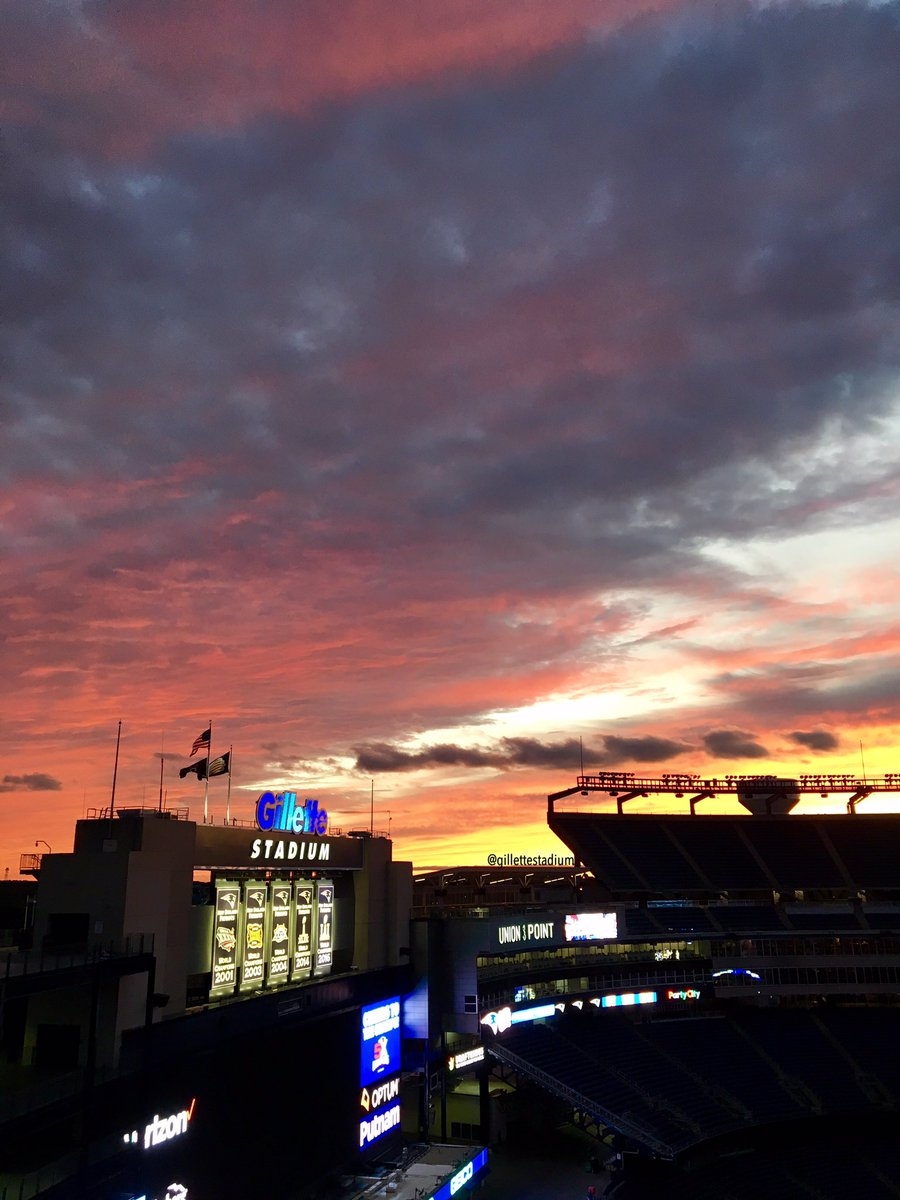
[3,0,900,878]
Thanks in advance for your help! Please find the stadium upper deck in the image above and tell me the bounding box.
[547,774,900,899]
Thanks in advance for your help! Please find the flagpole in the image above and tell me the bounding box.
[204,719,212,825]
[225,745,233,824]
[109,720,122,822]
[158,731,165,813]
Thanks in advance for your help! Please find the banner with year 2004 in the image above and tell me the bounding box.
[267,881,292,985]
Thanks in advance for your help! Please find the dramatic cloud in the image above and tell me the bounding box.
[600,736,695,765]
[1,774,63,793]
[788,730,840,753]
[703,730,769,760]
[355,733,693,773]
[2,0,899,871]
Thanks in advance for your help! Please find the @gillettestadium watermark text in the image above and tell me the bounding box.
[487,853,575,866]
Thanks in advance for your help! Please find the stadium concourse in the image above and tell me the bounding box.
[458,775,900,1199]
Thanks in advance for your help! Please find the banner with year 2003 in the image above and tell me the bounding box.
[240,881,268,992]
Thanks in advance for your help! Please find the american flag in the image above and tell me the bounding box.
[190,727,211,756]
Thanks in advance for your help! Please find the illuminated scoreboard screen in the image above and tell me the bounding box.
[360,997,400,1086]
[358,997,402,1154]
[564,911,617,942]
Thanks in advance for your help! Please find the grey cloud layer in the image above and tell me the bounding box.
[5,4,898,531]
[353,726,842,773]
[3,0,899,760]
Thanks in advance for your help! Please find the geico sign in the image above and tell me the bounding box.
[360,1075,400,1113]
[359,1102,401,1148]
[450,1160,474,1195]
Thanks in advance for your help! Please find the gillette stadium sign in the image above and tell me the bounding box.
[256,791,328,835]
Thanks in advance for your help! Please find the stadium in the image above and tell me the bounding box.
[3,769,900,1199]
[413,771,900,1199]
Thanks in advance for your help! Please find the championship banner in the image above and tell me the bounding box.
[314,879,334,975]
[292,880,314,981]
[240,882,267,992]
[210,881,241,997]
[267,881,292,984]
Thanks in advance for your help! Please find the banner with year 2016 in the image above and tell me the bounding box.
[314,879,334,975]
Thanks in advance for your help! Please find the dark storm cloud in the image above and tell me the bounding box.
[0,773,63,792]
[703,729,768,759]
[600,736,694,764]
[354,733,692,773]
[788,730,840,752]
[354,742,502,773]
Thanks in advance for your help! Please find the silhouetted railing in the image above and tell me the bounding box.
[0,934,154,981]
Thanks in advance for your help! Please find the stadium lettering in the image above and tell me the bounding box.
[249,837,331,862]
[256,792,328,835]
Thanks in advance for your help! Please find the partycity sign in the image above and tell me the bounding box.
[256,791,329,835]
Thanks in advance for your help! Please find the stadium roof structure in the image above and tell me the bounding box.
[547,774,900,898]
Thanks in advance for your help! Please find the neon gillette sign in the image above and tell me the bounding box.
[256,791,328,835]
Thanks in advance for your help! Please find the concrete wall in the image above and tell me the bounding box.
[353,838,412,971]
[30,813,196,1064]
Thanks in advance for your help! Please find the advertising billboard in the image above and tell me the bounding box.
[360,997,401,1087]
[430,1148,490,1200]
[358,1100,401,1151]
[240,882,268,992]
[292,880,314,981]
[210,882,240,997]
[314,879,334,975]
[267,881,292,984]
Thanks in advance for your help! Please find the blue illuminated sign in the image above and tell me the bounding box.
[480,1002,557,1034]
[255,792,328,835]
[430,1149,489,1200]
[360,997,401,1087]
[601,990,657,1008]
